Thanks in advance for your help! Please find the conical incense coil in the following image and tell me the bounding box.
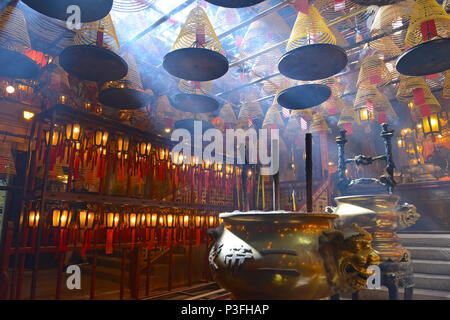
[238,94,264,127]
[444,71,450,100]
[396,76,441,117]
[249,44,284,87]
[369,0,414,55]
[0,5,31,54]
[338,106,359,134]
[285,116,301,134]
[357,54,392,87]
[320,95,345,116]
[103,52,143,91]
[262,103,284,129]
[353,84,380,109]
[171,6,221,52]
[286,5,336,51]
[425,73,445,92]
[261,75,292,96]
[314,0,371,33]
[317,77,343,97]
[405,0,450,47]
[291,108,313,121]
[112,0,154,12]
[310,113,329,133]
[219,103,238,125]
[239,11,290,58]
[75,14,120,53]
[178,80,213,95]
[155,95,188,122]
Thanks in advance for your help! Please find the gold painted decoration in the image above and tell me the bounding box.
[286,5,336,51]
[171,6,221,53]
[74,14,120,53]
[357,54,392,87]
[405,0,450,47]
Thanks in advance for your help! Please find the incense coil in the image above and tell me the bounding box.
[239,11,290,58]
[249,44,284,90]
[171,6,221,52]
[74,14,120,53]
[338,106,359,128]
[291,108,313,121]
[310,113,329,133]
[178,79,213,95]
[287,5,336,52]
[214,6,241,30]
[353,84,393,112]
[285,116,301,135]
[444,71,450,100]
[405,0,450,47]
[238,94,264,127]
[320,95,345,116]
[262,103,284,129]
[369,0,414,56]
[357,54,392,87]
[396,75,441,116]
[0,5,31,53]
[155,95,188,121]
[112,0,155,12]
[102,52,143,91]
[425,73,445,92]
[317,77,343,96]
[219,103,238,125]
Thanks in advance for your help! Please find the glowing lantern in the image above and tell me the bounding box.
[45,129,61,146]
[138,141,152,157]
[52,208,72,228]
[94,130,109,148]
[78,210,95,229]
[105,212,120,229]
[65,123,82,142]
[28,210,40,228]
[179,214,190,229]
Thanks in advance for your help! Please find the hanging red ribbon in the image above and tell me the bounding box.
[106,229,114,255]
[295,0,309,13]
[166,229,173,248]
[419,105,431,117]
[81,229,92,257]
[58,229,67,252]
[413,88,426,106]
[183,229,186,248]
[131,229,136,250]
[96,29,104,47]
[377,110,387,124]
[420,20,437,41]
[344,123,353,135]
[160,228,165,247]
[148,229,155,250]
[196,228,201,247]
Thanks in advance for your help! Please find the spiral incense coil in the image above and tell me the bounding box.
[310,113,329,133]
[317,77,343,97]
[338,106,359,128]
[219,103,238,125]
[320,95,345,116]
[238,94,264,127]
[178,79,213,95]
[112,0,155,12]
[102,52,143,91]
[405,0,450,47]
[357,54,392,87]
[286,5,336,51]
[239,11,290,58]
[171,6,221,52]
[155,95,188,122]
[353,84,385,109]
[425,73,445,92]
[75,14,120,54]
[291,108,313,122]
[262,103,284,129]
[0,5,31,54]
[249,44,283,87]
[444,71,450,100]
[369,0,414,56]
[396,75,441,116]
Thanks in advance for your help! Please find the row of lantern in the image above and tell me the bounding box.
[27,208,221,230]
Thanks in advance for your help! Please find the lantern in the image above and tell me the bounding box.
[128,213,138,228]
[421,113,442,137]
[163,213,177,228]
[194,215,205,229]
[397,136,406,149]
[157,147,169,161]
[203,159,212,170]
[179,214,190,229]
[139,213,146,227]
[138,141,152,157]
[146,212,158,228]
[117,136,130,154]
[65,123,82,142]
[78,210,95,229]
[52,208,73,228]
[105,212,120,229]
[207,215,217,228]
[191,155,200,168]
[45,129,61,146]
[94,130,109,148]
[28,210,40,228]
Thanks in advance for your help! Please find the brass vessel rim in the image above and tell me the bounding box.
[220,210,338,221]
[334,194,400,202]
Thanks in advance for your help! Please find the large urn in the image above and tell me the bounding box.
[330,195,420,289]
[208,211,380,300]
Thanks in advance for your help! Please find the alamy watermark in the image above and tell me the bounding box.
[170,121,280,175]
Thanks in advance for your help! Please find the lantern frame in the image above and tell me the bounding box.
[162,212,177,229]
[28,209,40,228]
[52,208,73,228]
[145,212,158,228]
[178,214,190,229]
[105,212,120,229]
[194,214,205,229]
[421,113,442,137]
[45,129,61,147]
[94,130,109,148]
[157,147,169,161]
[138,141,152,157]
[65,123,82,142]
[117,136,130,154]
[78,209,95,229]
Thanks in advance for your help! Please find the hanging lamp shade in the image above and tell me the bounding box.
[444,71,450,100]
[262,103,284,129]
[170,80,219,114]
[163,6,228,81]
[396,76,441,117]
[278,5,347,81]
[0,4,39,78]
[277,83,331,110]
[396,0,450,76]
[99,52,151,109]
[60,14,127,82]
[237,94,264,128]
[22,0,113,22]
[368,0,414,57]
[219,103,238,128]
[309,113,329,133]
[112,0,154,12]
[337,106,358,134]
[357,54,392,88]
[204,0,266,8]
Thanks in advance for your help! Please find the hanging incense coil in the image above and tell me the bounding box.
[99,53,152,109]
[238,94,264,128]
[277,83,332,110]
[357,54,392,87]
[338,106,359,131]
[0,4,39,78]
[219,103,238,126]
[396,75,441,117]
[320,95,345,116]
[214,6,241,30]
[285,116,301,135]
[351,0,406,6]
[179,79,213,95]
[112,0,154,12]
[172,79,218,113]
[204,0,266,8]
[396,0,450,76]
[369,0,414,57]
[279,5,347,81]
[309,113,329,133]
[262,103,284,129]
[60,14,127,82]
[317,77,343,97]
[239,11,290,58]
[354,84,381,109]
[249,44,285,93]
[163,6,228,81]
[444,71,450,100]
[22,0,113,23]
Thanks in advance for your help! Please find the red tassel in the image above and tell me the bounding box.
[106,229,114,254]
[31,228,38,253]
[58,229,66,252]
[173,229,178,245]
[196,229,201,247]
[82,229,92,257]
[74,155,80,180]
[131,229,135,250]
[166,229,173,248]
[148,229,155,250]
[183,229,186,248]
[160,228,165,247]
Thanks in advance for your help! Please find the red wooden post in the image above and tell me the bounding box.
[120,249,126,300]
[0,222,14,299]
[188,229,192,287]
[168,245,173,291]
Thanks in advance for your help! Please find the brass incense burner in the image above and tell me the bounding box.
[208,211,379,300]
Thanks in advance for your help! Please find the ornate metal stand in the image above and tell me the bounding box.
[334,123,414,300]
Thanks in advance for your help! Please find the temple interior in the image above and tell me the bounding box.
[0,0,449,301]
